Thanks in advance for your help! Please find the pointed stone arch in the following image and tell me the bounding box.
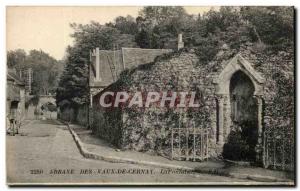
[215,54,265,96]
[213,54,265,163]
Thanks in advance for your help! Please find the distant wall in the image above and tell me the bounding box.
[58,107,76,122]
[25,95,57,120]
[76,105,89,127]
[58,104,89,127]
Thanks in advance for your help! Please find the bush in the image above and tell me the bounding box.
[222,122,257,161]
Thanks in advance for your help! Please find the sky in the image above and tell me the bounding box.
[6,6,216,60]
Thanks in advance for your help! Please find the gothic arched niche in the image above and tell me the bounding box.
[223,70,258,161]
[230,70,257,124]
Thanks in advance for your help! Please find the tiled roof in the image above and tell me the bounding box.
[7,68,24,101]
[7,68,24,85]
[90,48,172,87]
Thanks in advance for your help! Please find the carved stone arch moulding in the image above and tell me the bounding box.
[215,53,265,96]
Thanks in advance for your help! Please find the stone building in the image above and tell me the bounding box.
[88,34,185,100]
[90,41,294,168]
[89,47,172,104]
[6,68,26,134]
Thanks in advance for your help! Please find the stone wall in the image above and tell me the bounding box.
[26,95,57,120]
[92,50,219,157]
[237,47,294,133]
[58,107,76,122]
[91,103,123,147]
[91,46,294,160]
[58,104,89,127]
[76,104,89,127]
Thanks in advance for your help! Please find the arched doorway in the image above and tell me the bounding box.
[214,54,265,163]
[223,71,258,161]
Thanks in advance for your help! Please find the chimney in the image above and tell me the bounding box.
[95,47,101,81]
[177,33,184,50]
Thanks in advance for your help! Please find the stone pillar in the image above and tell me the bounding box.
[255,95,263,164]
[28,68,32,94]
[95,47,101,81]
[90,93,93,108]
[177,33,184,50]
[19,88,26,119]
[217,96,224,146]
[223,95,231,140]
[211,101,217,144]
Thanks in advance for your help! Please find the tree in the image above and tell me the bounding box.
[57,6,295,108]
[26,50,61,95]
[240,6,294,50]
[139,6,188,26]
[135,6,190,49]
[41,102,57,119]
[186,7,244,63]
[7,49,62,96]
[114,15,138,35]
[7,49,26,68]
[56,22,137,107]
[56,45,89,106]
[135,29,151,48]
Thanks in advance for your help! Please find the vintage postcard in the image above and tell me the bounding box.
[6,6,295,186]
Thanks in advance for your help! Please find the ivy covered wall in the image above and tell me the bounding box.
[91,46,294,160]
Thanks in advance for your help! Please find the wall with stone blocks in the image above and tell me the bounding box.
[89,46,295,160]
[92,51,219,157]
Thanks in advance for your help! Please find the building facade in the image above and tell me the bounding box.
[6,69,26,134]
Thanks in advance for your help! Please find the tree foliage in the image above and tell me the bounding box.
[7,49,26,68]
[135,6,190,48]
[56,6,294,108]
[7,49,62,95]
[240,6,294,50]
[113,15,138,35]
[56,22,137,107]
